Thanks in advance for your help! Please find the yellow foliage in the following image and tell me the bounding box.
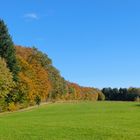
[0,57,15,98]
[8,102,18,111]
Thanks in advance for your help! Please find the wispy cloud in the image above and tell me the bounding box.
[24,13,39,20]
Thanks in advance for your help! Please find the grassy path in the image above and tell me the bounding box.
[0,102,52,116]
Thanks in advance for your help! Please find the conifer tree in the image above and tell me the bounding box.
[0,19,19,81]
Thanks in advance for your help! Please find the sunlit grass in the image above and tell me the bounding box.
[0,101,140,140]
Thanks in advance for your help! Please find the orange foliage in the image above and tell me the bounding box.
[66,82,99,101]
[16,46,51,104]
[15,46,100,104]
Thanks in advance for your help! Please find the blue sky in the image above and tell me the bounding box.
[0,0,140,88]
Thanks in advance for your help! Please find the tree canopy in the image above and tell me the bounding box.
[0,19,19,81]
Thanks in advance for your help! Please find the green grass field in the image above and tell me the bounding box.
[0,101,140,140]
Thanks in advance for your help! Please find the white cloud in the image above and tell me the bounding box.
[24,13,39,20]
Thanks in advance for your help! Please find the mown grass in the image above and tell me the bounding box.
[0,101,140,140]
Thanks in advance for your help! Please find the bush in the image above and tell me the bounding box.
[134,96,140,102]
[0,98,7,112]
[98,92,105,101]
[8,102,18,111]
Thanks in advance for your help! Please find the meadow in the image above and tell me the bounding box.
[0,101,140,140]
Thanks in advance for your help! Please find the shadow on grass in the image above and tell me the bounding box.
[135,104,140,107]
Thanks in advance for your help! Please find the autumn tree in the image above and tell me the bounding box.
[16,47,51,104]
[0,58,14,98]
[0,58,14,111]
[24,47,67,100]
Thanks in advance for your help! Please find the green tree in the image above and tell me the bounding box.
[35,95,41,106]
[0,19,20,81]
[47,65,67,99]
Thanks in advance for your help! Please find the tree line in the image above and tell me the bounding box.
[0,19,103,112]
[0,19,140,112]
[102,88,140,101]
